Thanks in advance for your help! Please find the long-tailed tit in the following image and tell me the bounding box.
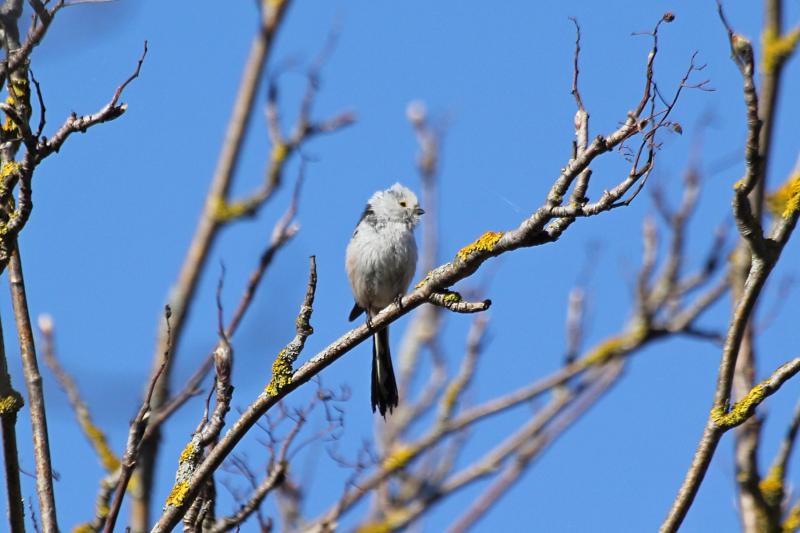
[346,183,424,416]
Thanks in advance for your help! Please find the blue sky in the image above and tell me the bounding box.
[3,1,800,531]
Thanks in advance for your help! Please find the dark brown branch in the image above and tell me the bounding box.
[8,245,58,533]
[0,305,25,533]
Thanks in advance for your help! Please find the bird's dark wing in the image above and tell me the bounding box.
[353,203,376,236]
[349,302,365,321]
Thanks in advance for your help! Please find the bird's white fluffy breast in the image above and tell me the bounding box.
[346,220,418,313]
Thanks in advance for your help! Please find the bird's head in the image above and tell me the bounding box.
[370,183,424,227]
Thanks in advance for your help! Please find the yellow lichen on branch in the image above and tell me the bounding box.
[164,441,200,509]
[211,196,253,222]
[271,141,288,165]
[440,380,460,415]
[265,348,293,396]
[382,444,415,471]
[711,383,766,429]
[759,465,784,507]
[1,79,30,135]
[355,510,414,533]
[165,481,189,508]
[355,523,392,533]
[179,441,198,464]
[414,271,432,289]
[784,501,800,532]
[457,231,504,261]
[441,290,462,304]
[0,161,19,179]
[577,323,648,370]
[0,391,24,415]
[762,26,800,74]
[766,172,800,219]
[84,420,121,473]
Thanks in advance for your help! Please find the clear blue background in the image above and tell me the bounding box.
[2,1,799,531]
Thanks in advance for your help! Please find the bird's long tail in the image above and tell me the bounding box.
[371,326,398,417]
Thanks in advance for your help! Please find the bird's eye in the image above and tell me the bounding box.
[399,200,407,207]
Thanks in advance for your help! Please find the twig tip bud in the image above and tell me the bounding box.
[406,100,427,125]
[38,314,53,334]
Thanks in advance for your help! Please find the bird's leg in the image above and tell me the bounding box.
[366,315,374,330]
[394,294,404,311]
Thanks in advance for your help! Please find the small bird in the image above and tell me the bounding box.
[346,183,424,416]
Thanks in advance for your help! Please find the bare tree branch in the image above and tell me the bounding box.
[660,3,800,528]
[135,2,293,526]
[7,245,57,532]
[0,305,24,533]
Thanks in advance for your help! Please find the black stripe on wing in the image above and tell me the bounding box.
[353,203,376,236]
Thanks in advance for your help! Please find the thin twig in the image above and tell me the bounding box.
[38,315,121,475]
[34,40,147,162]
[102,306,173,533]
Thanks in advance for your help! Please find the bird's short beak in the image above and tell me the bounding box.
[415,207,425,215]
